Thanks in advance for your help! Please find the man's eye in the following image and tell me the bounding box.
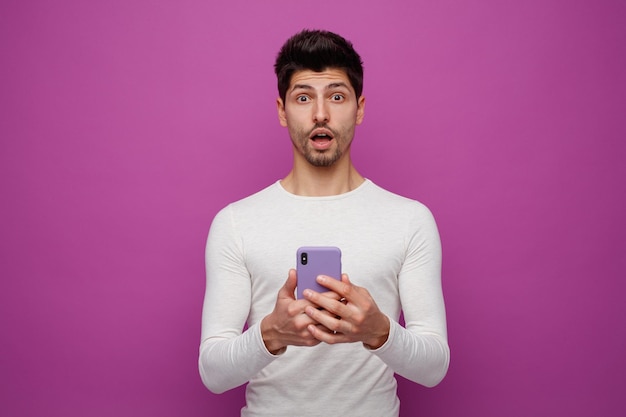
[331,94,344,101]
[297,96,309,102]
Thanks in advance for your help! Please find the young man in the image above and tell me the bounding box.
[199,30,449,416]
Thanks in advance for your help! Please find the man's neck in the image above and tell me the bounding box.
[280,159,365,197]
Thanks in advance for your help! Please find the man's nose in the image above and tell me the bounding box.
[313,101,329,124]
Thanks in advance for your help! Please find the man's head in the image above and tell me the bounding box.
[274,30,364,102]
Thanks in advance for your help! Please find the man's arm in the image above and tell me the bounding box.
[385,204,449,387]
[198,206,276,393]
[199,207,330,393]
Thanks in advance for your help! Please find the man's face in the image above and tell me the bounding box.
[277,68,365,167]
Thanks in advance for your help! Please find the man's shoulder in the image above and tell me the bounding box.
[363,181,437,230]
[229,181,280,208]
[215,181,286,218]
[210,182,281,228]
[366,181,430,210]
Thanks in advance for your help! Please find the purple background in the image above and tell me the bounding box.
[1,0,625,416]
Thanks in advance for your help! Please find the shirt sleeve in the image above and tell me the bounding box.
[198,206,279,393]
[370,204,450,387]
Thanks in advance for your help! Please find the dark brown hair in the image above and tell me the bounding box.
[274,29,364,102]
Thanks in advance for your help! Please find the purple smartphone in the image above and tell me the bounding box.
[296,246,342,299]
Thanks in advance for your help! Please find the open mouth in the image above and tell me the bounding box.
[312,133,331,140]
[309,129,334,150]
[310,128,334,142]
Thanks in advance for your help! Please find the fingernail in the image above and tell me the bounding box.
[317,275,326,283]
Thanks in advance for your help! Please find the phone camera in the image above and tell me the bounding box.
[300,252,308,265]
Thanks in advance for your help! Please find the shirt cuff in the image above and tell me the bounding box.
[254,320,286,357]
[362,315,396,353]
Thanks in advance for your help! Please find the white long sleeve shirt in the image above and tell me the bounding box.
[199,180,449,417]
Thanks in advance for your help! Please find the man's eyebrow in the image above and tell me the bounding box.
[327,82,350,90]
[291,84,313,91]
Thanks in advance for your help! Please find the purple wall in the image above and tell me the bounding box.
[1,0,624,416]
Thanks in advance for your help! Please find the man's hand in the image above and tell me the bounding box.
[303,274,390,349]
[260,269,331,354]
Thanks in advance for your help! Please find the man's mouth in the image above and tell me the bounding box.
[310,128,334,142]
[309,129,334,150]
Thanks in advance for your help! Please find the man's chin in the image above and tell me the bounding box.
[305,151,342,167]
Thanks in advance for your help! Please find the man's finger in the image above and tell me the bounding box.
[278,269,298,299]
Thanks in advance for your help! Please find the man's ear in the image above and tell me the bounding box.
[277,98,287,127]
[356,95,365,125]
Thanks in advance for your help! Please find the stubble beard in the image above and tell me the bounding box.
[304,146,343,167]
[291,124,348,167]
